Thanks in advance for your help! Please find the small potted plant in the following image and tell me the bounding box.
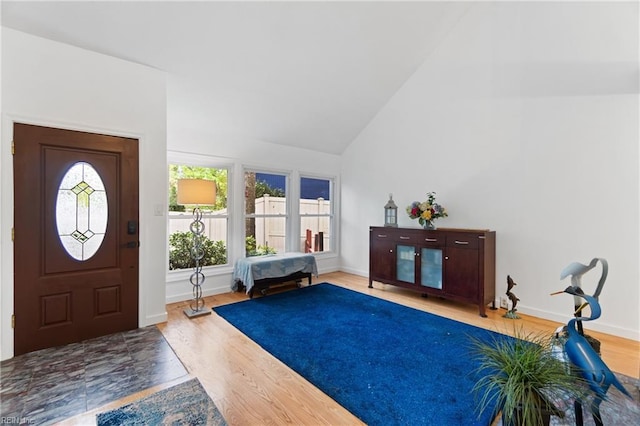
[470,329,588,426]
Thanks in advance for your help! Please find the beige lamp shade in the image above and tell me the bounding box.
[177,179,216,205]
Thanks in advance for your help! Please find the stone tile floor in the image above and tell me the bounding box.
[0,326,188,425]
[549,373,640,426]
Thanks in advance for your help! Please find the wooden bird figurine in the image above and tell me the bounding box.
[503,275,520,319]
[506,275,520,310]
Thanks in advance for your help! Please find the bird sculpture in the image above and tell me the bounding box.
[560,258,607,298]
[503,275,520,319]
[560,258,608,339]
[552,287,631,426]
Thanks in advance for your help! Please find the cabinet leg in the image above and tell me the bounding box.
[490,301,498,310]
[368,280,373,288]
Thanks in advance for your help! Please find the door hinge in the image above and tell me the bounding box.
[11,227,14,242]
[11,314,15,329]
[11,140,15,155]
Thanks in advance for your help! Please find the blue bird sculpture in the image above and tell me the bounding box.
[554,287,631,425]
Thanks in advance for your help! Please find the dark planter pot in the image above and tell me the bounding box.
[502,406,553,426]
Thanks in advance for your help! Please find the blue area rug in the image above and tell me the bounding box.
[213,283,503,425]
[96,378,226,425]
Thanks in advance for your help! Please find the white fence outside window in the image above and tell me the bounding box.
[169,196,331,265]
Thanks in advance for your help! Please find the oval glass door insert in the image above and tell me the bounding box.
[56,162,108,261]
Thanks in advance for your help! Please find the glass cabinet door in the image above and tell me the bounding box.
[420,247,443,289]
[396,245,415,283]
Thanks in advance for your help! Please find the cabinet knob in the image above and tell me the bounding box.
[445,256,449,260]
[389,249,393,253]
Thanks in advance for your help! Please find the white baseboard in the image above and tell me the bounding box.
[517,305,640,341]
[141,311,168,327]
[166,284,231,304]
[337,266,368,277]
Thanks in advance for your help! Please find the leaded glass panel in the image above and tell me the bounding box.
[55,162,108,261]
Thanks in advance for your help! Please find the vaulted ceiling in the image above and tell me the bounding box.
[2,1,470,155]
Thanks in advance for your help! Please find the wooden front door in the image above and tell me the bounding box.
[13,123,139,355]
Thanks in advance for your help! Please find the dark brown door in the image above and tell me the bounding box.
[13,123,139,355]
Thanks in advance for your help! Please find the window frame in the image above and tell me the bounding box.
[167,152,233,276]
[165,153,340,288]
[243,167,291,255]
[299,174,335,254]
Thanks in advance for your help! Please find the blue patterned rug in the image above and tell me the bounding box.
[96,378,226,425]
[213,283,505,426]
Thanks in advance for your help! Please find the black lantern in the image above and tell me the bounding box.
[384,194,398,227]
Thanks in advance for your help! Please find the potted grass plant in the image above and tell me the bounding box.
[470,329,587,426]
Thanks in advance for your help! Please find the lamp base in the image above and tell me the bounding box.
[183,307,212,319]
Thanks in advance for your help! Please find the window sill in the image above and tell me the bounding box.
[166,264,234,283]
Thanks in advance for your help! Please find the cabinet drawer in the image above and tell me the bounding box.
[371,231,394,242]
[446,233,480,249]
[418,233,445,246]
[394,231,422,243]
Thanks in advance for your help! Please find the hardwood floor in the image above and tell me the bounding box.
[48,271,640,425]
[158,272,639,426]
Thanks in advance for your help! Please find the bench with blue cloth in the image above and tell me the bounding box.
[232,252,318,298]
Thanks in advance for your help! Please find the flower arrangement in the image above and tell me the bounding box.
[406,192,448,229]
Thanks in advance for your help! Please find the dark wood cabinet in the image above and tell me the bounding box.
[369,227,496,317]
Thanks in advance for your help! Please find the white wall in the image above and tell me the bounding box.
[341,2,639,340]
[1,28,168,360]
[165,121,342,302]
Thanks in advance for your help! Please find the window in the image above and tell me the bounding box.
[56,162,107,261]
[244,171,287,256]
[168,164,228,270]
[300,176,333,253]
